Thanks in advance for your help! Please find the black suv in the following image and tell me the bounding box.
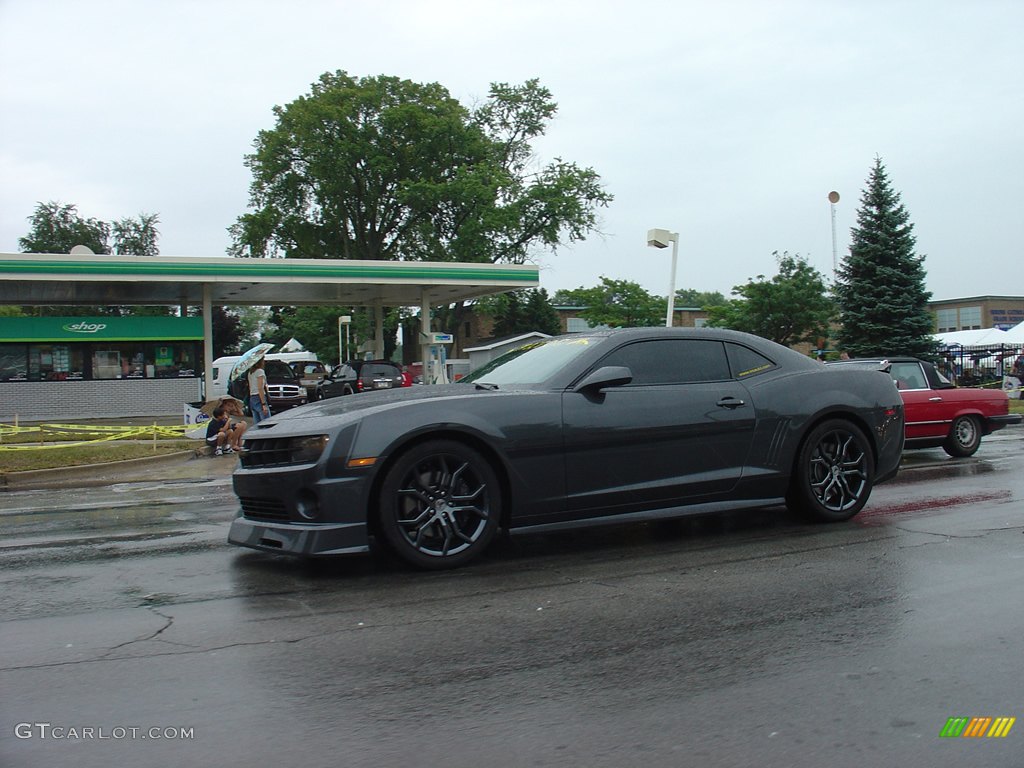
[230,359,308,413]
[317,360,407,399]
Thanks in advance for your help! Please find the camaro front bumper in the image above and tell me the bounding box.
[228,454,372,557]
[228,516,370,556]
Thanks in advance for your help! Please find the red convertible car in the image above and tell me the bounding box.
[831,357,1021,457]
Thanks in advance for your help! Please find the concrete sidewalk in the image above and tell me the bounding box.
[0,449,239,491]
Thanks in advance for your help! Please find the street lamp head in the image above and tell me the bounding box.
[646,228,677,249]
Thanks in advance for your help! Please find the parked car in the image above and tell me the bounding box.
[290,360,330,399]
[316,360,409,399]
[228,328,904,570]
[229,359,308,414]
[828,356,1021,457]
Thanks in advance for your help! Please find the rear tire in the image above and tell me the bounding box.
[943,415,981,457]
[377,440,501,569]
[787,419,874,522]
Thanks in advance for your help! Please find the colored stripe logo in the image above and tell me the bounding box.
[940,716,1015,738]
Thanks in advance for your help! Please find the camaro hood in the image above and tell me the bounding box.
[253,383,524,428]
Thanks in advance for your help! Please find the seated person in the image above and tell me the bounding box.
[205,406,243,455]
[218,397,247,450]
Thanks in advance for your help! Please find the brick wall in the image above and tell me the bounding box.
[0,379,202,423]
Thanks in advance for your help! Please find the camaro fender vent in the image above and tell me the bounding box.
[765,418,790,467]
[240,496,289,521]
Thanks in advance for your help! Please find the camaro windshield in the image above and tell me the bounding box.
[460,337,595,387]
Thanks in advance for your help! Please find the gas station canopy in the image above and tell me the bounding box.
[0,253,540,307]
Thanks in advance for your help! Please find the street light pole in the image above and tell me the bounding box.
[828,191,840,274]
[647,228,680,328]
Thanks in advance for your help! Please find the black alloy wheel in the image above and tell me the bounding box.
[943,415,981,457]
[377,440,501,569]
[788,419,874,522]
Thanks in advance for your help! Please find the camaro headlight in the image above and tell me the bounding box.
[288,434,329,464]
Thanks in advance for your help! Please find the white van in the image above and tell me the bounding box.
[207,351,318,401]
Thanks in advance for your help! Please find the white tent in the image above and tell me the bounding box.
[279,337,306,352]
[933,328,1009,346]
[1000,321,1024,343]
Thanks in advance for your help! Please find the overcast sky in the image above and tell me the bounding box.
[1,0,1021,303]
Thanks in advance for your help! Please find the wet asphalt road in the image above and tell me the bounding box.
[1,430,1022,768]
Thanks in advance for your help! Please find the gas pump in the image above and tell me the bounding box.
[423,332,453,384]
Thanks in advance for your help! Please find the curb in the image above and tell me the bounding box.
[0,450,209,491]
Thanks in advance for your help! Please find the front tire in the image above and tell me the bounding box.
[943,415,981,457]
[787,419,874,522]
[377,440,501,569]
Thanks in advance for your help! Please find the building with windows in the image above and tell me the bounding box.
[929,296,1024,332]
[555,306,709,332]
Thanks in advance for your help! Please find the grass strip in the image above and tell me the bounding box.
[0,441,195,472]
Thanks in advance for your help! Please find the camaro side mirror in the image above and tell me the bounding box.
[574,366,633,393]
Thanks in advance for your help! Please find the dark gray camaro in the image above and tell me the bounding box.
[228,328,904,569]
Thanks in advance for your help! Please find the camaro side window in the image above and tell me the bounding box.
[601,340,729,385]
[726,343,776,379]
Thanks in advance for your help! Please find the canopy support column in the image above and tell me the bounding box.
[420,291,432,384]
[202,283,213,400]
[374,300,384,360]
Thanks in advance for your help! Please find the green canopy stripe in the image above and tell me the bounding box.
[0,258,538,283]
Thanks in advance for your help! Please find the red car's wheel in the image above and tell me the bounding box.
[943,415,981,457]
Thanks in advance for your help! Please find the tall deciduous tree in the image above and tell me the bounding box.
[554,278,664,328]
[232,73,610,265]
[705,252,834,347]
[230,72,612,350]
[834,158,935,358]
[19,201,110,255]
[112,213,161,256]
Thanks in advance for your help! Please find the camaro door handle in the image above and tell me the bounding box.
[716,397,745,409]
[929,396,943,402]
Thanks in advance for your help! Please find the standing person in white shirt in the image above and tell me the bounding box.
[247,358,271,423]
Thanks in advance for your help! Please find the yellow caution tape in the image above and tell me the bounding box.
[0,422,196,450]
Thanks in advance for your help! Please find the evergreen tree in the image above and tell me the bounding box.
[834,159,935,358]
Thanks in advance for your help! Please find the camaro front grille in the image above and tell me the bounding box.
[241,438,300,467]
[240,435,328,468]
[239,496,290,521]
